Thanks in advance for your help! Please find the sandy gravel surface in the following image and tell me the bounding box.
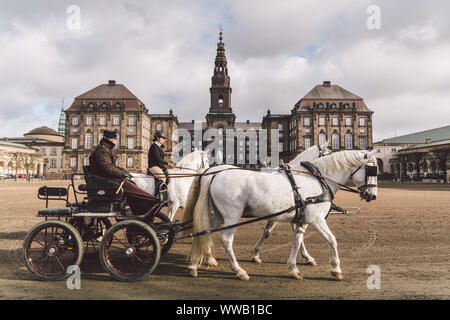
[0,180,449,300]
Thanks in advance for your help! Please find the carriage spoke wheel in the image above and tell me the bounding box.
[99,220,160,282]
[145,211,175,257]
[69,217,111,256]
[22,220,83,281]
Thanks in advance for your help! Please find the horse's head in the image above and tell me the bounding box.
[350,150,378,202]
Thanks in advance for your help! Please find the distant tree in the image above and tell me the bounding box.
[8,152,26,181]
[23,152,41,182]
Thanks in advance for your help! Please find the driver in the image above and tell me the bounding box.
[147,130,174,199]
[89,129,159,215]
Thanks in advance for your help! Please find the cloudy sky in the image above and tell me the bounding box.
[1,0,449,142]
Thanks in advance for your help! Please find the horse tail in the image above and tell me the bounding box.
[181,175,202,235]
[188,175,214,268]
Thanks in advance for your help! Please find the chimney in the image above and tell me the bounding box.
[191,120,195,124]
[108,80,116,86]
[323,81,331,87]
[425,138,432,144]
[246,120,250,124]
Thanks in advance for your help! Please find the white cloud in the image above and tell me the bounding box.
[0,0,449,143]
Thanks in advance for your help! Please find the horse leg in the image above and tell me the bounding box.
[295,224,317,266]
[287,224,308,279]
[221,228,249,280]
[252,221,278,264]
[167,201,179,221]
[311,219,343,280]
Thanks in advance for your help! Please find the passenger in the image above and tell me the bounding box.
[89,129,159,215]
[147,130,174,199]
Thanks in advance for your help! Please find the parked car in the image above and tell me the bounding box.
[18,174,26,179]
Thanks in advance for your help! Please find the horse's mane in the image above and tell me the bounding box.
[175,150,204,168]
[311,150,367,174]
[289,145,319,167]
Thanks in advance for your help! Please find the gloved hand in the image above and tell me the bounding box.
[124,171,132,179]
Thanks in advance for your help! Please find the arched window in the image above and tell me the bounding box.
[85,132,93,149]
[318,132,326,146]
[115,133,120,149]
[318,103,324,109]
[332,133,340,149]
[218,95,224,107]
[127,157,134,168]
[330,103,337,109]
[345,133,353,149]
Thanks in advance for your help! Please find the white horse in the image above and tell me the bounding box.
[183,149,377,280]
[251,141,330,265]
[132,150,210,221]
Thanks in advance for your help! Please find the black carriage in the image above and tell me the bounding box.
[22,166,175,282]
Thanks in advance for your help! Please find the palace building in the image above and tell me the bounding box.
[63,80,177,174]
[178,31,374,166]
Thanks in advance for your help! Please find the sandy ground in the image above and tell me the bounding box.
[0,180,449,300]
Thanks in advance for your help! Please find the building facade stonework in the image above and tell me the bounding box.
[63,80,176,174]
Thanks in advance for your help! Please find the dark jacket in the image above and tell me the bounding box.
[148,142,168,168]
[89,138,127,179]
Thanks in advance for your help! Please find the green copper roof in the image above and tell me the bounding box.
[376,125,450,144]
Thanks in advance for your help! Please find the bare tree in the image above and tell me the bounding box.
[23,152,41,182]
[8,152,26,181]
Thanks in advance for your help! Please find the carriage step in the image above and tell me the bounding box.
[72,212,119,217]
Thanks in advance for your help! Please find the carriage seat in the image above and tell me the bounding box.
[37,207,78,217]
[82,166,125,213]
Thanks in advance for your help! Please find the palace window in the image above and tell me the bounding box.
[128,116,135,126]
[50,159,57,168]
[70,157,77,167]
[88,103,94,108]
[332,133,340,149]
[304,117,311,126]
[99,116,106,125]
[319,117,325,126]
[218,97,224,107]
[72,128,78,133]
[85,133,93,149]
[127,157,134,168]
[318,103,324,109]
[72,117,79,125]
[51,148,57,155]
[345,133,353,149]
[156,123,162,131]
[304,137,311,149]
[278,142,283,152]
[332,117,339,126]
[71,138,78,149]
[330,103,337,109]
[319,133,326,146]
[359,137,367,149]
[102,103,107,108]
[345,117,352,126]
[86,116,93,125]
[40,148,46,155]
[359,117,366,126]
[129,127,135,133]
[278,123,283,131]
[128,137,135,149]
[344,104,350,109]
[113,116,120,125]
[115,102,121,108]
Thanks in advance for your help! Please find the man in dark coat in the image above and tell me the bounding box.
[147,131,173,199]
[89,129,159,215]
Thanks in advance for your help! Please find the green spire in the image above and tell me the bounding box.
[217,27,224,50]
[58,99,66,137]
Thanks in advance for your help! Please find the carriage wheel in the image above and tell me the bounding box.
[145,211,175,257]
[69,217,112,255]
[22,220,84,281]
[99,220,160,282]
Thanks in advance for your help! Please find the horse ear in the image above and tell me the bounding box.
[320,140,329,150]
[364,150,375,162]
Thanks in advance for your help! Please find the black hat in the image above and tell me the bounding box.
[155,131,166,139]
[103,129,117,139]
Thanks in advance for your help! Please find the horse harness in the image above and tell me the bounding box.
[281,161,334,224]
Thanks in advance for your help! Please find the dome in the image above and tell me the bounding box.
[25,126,60,137]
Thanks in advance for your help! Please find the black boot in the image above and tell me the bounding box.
[154,179,162,199]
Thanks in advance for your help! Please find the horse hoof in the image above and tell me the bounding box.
[331,271,343,280]
[237,273,250,281]
[207,258,218,267]
[188,267,198,278]
[252,257,262,264]
[306,259,317,266]
[291,272,303,280]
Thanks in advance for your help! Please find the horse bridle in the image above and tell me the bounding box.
[350,163,378,194]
